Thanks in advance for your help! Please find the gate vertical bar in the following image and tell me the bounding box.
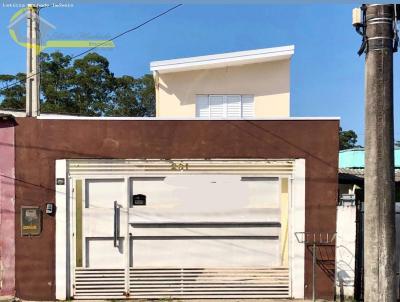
[354,198,362,300]
[69,176,75,299]
[124,177,130,297]
[312,242,316,302]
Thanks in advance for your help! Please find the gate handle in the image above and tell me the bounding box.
[113,201,120,247]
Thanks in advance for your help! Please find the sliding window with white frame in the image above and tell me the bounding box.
[196,95,254,118]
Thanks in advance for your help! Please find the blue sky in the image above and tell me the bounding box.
[1,3,399,143]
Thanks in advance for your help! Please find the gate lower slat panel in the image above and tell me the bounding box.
[74,267,289,299]
[74,269,126,298]
[129,267,289,299]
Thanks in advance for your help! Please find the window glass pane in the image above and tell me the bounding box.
[196,94,254,119]
[226,95,241,118]
[209,95,225,118]
[196,95,209,118]
[242,95,255,118]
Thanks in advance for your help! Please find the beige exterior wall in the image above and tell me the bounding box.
[155,59,291,118]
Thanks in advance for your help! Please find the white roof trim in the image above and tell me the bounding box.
[150,45,295,74]
[0,110,339,121]
[35,116,339,121]
[0,110,26,117]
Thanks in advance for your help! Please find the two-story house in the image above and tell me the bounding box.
[0,46,339,301]
[151,45,292,119]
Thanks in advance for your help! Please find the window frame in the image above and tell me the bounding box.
[196,94,254,119]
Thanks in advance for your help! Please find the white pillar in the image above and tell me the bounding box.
[335,202,357,299]
[55,160,68,300]
[290,159,305,299]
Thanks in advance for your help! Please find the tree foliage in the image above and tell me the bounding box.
[339,127,359,150]
[0,51,155,116]
[0,73,26,110]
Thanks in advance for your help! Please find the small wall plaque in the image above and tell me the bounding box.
[56,178,65,185]
[46,203,56,215]
[21,206,42,236]
[131,194,146,206]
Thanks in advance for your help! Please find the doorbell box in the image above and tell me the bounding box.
[45,203,55,215]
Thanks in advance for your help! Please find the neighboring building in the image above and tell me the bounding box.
[0,46,339,301]
[339,147,400,199]
[337,148,400,301]
[151,46,293,118]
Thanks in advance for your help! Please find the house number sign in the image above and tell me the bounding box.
[171,162,189,171]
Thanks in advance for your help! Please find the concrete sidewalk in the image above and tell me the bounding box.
[13,298,333,302]
[1,299,334,302]
[174,300,331,302]
[0,298,333,302]
[178,300,331,302]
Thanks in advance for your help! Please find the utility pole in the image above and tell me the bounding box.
[353,4,399,301]
[26,4,40,117]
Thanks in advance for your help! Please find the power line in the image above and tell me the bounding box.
[0,4,183,94]
[68,4,182,62]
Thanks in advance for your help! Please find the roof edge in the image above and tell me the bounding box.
[150,45,295,73]
[0,109,26,117]
[34,115,339,121]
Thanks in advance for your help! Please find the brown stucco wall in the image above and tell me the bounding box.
[0,119,16,297]
[14,117,339,300]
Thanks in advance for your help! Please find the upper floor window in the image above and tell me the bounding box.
[196,95,254,118]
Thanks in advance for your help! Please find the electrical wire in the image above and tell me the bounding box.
[0,4,183,94]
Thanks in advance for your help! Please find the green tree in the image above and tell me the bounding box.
[134,74,155,117]
[339,127,359,150]
[40,52,76,114]
[0,73,26,110]
[106,75,154,117]
[107,73,155,117]
[72,53,116,116]
[0,51,155,117]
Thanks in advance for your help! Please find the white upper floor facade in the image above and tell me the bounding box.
[151,45,294,119]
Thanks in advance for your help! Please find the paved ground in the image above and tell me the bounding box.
[177,300,332,302]
[0,298,334,302]
[0,299,333,302]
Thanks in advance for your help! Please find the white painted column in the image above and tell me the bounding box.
[335,203,356,299]
[55,160,68,300]
[290,159,305,299]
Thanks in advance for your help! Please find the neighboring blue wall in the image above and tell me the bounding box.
[339,148,400,168]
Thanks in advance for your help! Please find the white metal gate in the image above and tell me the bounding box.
[63,160,297,299]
